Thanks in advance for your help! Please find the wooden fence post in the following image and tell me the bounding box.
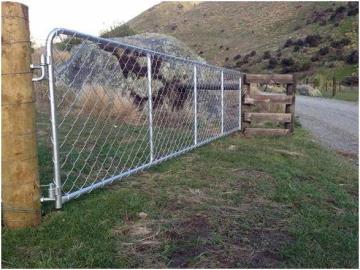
[2,1,41,228]
[332,76,336,97]
[285,76,296,133]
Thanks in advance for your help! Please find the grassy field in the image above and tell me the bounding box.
[2,126,358,268]
[321,89,358,102]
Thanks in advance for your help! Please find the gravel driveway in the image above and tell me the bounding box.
[295,96,358,156]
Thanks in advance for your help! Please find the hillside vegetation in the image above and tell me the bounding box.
[128,1,358,83]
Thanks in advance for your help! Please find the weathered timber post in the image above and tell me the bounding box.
[285,76,296,133]
[241,75,251,133]
[2,1,41,227]
[332,76,336,97]
[325,80,328,92]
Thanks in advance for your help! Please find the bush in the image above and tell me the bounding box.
[225,47,230,51]
[233,54,241,60]
[335,6,346,14]
[293,45,300,52]
[297,84,322,96]
[330,38,351,49]
[249,50,256,57]
[342,75,358,86]
[281,57,295,66]
[294,39,305,47]
[284,38,293,48]
[347,2,359,16]
[268,57,278,69]
[305,34,322,47]
[346,50,358,64]
[319,46,329,56]
[263,51,271,59]
[235,61,243,67]
[100,23,136,38]
[225,57,229,62]
[219,45,223,49]
[55,37,82,51]
[311,55,320,62]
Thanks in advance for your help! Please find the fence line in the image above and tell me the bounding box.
[41,28,244,208]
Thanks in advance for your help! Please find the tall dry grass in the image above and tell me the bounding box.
[77,84,142,125]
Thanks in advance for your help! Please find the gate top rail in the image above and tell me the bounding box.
[46,28,244,76]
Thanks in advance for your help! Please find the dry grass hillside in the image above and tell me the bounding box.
[128,1,358,82]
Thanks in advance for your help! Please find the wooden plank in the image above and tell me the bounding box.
[245,74,294,84]
[244,112,291,123]
[244,128,290,137]
[244,95,292,104]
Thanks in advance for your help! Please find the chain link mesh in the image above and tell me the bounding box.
[43,29,243,204]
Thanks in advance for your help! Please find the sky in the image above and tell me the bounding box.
[15,0,161,46]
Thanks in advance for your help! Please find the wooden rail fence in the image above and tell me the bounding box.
[241,74,296,137]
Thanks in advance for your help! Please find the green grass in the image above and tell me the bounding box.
[2,127,358,268]
[321,89,359,102]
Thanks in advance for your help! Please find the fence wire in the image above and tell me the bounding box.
[41,28,243,207]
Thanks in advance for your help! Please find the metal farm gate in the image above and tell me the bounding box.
[36,28,243,209]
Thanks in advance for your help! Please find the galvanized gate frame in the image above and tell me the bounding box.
[39,28,243,209]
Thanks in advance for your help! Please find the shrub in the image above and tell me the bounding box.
[284,38,293,48]
[225,57,229,62]
[342,75,358,86]
[268,57,278,69]
[319,46,329,56]
[281,57,295,66]
[235,61,243,67]
[233,54,241,60]
[100,23,136,38]
[305,34,322,47]
[330,38,351,49]
[263,51,271,59]
[347,2,359,16]
[311,55,320,62]
[346,50,358,64]
[225,47,230,51]
[335,6,346,14]
[55,37,82,51]
[199,51,204,55]
[294,39,305,47]
[219,45,223,49]
[293,45,300,52]
[250,50,256,57]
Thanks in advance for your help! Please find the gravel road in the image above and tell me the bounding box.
[295,96,358,155]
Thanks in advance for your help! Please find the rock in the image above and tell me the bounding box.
[296,84,322,97]
[228,145,237,151]
[138,212,148,219]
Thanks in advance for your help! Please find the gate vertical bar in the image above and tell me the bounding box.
[147,53,154,162]
[193,65,197,145]
[46,31,62,209]
[239,77,242,130]
[221,70,224,134]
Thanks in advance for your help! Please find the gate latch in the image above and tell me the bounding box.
[30,54,46,82]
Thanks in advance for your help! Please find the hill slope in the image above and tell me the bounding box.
[128,1,358,82]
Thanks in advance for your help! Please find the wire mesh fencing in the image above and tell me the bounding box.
[40,28,243,208]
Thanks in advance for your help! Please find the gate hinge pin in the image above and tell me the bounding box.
[30,53,46,82]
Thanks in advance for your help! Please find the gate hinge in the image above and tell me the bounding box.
[40,183,56,202]
[30,54,46,82]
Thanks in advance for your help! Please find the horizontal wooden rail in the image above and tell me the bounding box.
[244,128,290,136]
[245,74,294,84]
[244,112,291,123]
[244,95,293,104]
